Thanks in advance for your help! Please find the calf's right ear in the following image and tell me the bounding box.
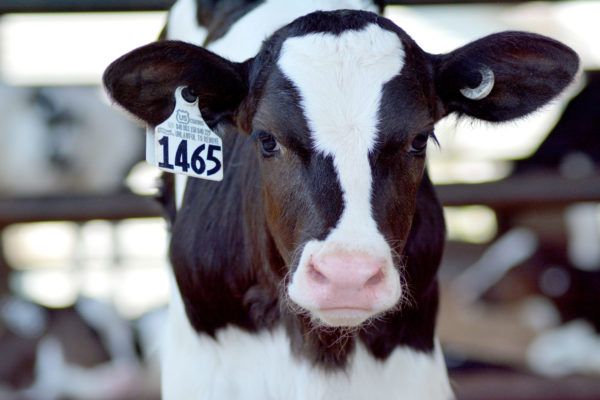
[103,40,249,127]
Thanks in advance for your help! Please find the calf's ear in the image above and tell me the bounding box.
[103,40,249,127]
[434,31,579,122]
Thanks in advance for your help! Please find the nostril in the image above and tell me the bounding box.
[365,269,384,287]
[309,263,329,284]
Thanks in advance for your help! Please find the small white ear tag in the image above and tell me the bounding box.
[145,86,223,181]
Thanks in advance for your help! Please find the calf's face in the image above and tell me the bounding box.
[253,24,436,326]
[103,10,579,328]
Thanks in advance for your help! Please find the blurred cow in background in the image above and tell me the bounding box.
[0,53,149,400]
[0,85,143,196]
[453,70,600,378]
[0,295,162,400]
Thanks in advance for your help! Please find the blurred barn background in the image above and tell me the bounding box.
[0,1,598,399]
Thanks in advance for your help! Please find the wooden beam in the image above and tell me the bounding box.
[437,173,600,210]
[0,173,596,226]
[0,192,162,226]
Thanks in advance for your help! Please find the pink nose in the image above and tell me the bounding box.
[308,253,387,310]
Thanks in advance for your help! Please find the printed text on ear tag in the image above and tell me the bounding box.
[146,86,223,181]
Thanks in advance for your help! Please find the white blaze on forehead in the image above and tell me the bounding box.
[278,24,405,252]
[281,24,406,321]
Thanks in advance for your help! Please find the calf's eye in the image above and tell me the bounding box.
[253,131,281,157]
[410,133,431,155]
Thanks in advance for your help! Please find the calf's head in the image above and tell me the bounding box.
[104,10,578,328]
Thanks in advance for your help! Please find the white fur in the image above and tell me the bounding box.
[207,0,378,62]
[162,283,453,400]
[279,24,405,324]
[168,0,377,61]
[166,0,208,45]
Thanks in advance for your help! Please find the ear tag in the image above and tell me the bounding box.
[146,86,223,181]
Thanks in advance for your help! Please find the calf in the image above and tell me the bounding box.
[104,8,578,400]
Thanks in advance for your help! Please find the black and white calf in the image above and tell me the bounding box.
[104,4,578,399]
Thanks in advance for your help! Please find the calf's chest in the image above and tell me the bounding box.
[161,285,453,400]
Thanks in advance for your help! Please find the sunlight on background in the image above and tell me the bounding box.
[3,219,170,318]
[0,11,167,85]
[444,206,498,244]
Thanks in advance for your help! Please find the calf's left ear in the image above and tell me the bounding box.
[103,40,249,127]
[434,31,579,122]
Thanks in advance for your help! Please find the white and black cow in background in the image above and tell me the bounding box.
[103,0,579,398]
[0,86,143,196]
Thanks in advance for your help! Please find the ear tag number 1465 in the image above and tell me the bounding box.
[145,86,223,181]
